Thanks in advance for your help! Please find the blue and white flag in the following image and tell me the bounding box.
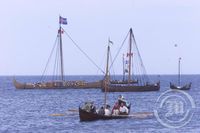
[59,16,67,25]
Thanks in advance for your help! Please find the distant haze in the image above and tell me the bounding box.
[0,0,199,75]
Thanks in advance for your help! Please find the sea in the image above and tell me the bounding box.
[0,75,199,133]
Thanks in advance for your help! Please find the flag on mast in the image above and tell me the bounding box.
[108,38,113,44]
[59,16,67,25]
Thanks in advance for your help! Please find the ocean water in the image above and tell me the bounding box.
[0,75,199,133]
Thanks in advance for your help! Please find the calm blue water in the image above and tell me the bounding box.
[0,75,199,133]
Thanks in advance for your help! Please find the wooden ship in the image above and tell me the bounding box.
[13,16,102,89]
[170,57,191,90]
[102,28,160,92]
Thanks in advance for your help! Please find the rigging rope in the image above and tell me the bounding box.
[53,41,60,81]
[109,30,130,70]
[40,35,59,82]
[109,50,116,80]
[96,48,107,75]
[131,33,150,83]
[62,29,105,75]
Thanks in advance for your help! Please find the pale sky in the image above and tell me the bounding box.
[0,0,200,75]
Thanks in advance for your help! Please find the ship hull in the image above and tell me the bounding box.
[102,82,160,92]
[79,107,129,121]
[170,82,191,90]
[13,79,102,89]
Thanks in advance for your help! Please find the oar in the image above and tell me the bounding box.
[110,112,153,118]
[49,110,154,119]
[129,112,154,119]
[49,109,78,116]
[68,109,78,112]
[49,113,66,116]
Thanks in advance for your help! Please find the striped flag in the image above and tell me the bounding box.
[59,16,67,25]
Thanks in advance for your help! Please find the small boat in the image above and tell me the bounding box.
[79,42,131,121]
[170,82,191,90]
[102,28,160,92]
[170,57,191,90]
[13,16,102,89]
[79,102,131,121]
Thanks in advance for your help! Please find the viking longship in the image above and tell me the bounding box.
[102,28,160,92]
[170,57,191,90]
[13,16,102,89]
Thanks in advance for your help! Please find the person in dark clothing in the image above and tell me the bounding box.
[98,106,105,115]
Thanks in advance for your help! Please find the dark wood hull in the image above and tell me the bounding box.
[79,107,129,121]
[102,82,160,92]
[110,80,138,84]
[13,79,102,89]
[170,82,191,90]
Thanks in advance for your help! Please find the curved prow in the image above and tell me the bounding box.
[13,78,26,89]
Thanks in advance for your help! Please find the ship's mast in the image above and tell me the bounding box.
[178,57,181,86]
[104,41,110,108]
[128,28,133,83]
[59,24,64,81]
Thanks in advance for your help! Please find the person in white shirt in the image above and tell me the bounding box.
[104,105,111,116]
[119,103,129,114]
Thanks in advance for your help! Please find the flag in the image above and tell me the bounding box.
[59,16,67,25]
[109,39,113,44]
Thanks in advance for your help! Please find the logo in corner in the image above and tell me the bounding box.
[154,89,195,128]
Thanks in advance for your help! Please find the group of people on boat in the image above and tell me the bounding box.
[111,95,130,115]
[98,95,130,116]
[81,95,130,116]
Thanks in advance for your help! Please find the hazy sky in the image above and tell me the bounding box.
[0,0,200,75]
